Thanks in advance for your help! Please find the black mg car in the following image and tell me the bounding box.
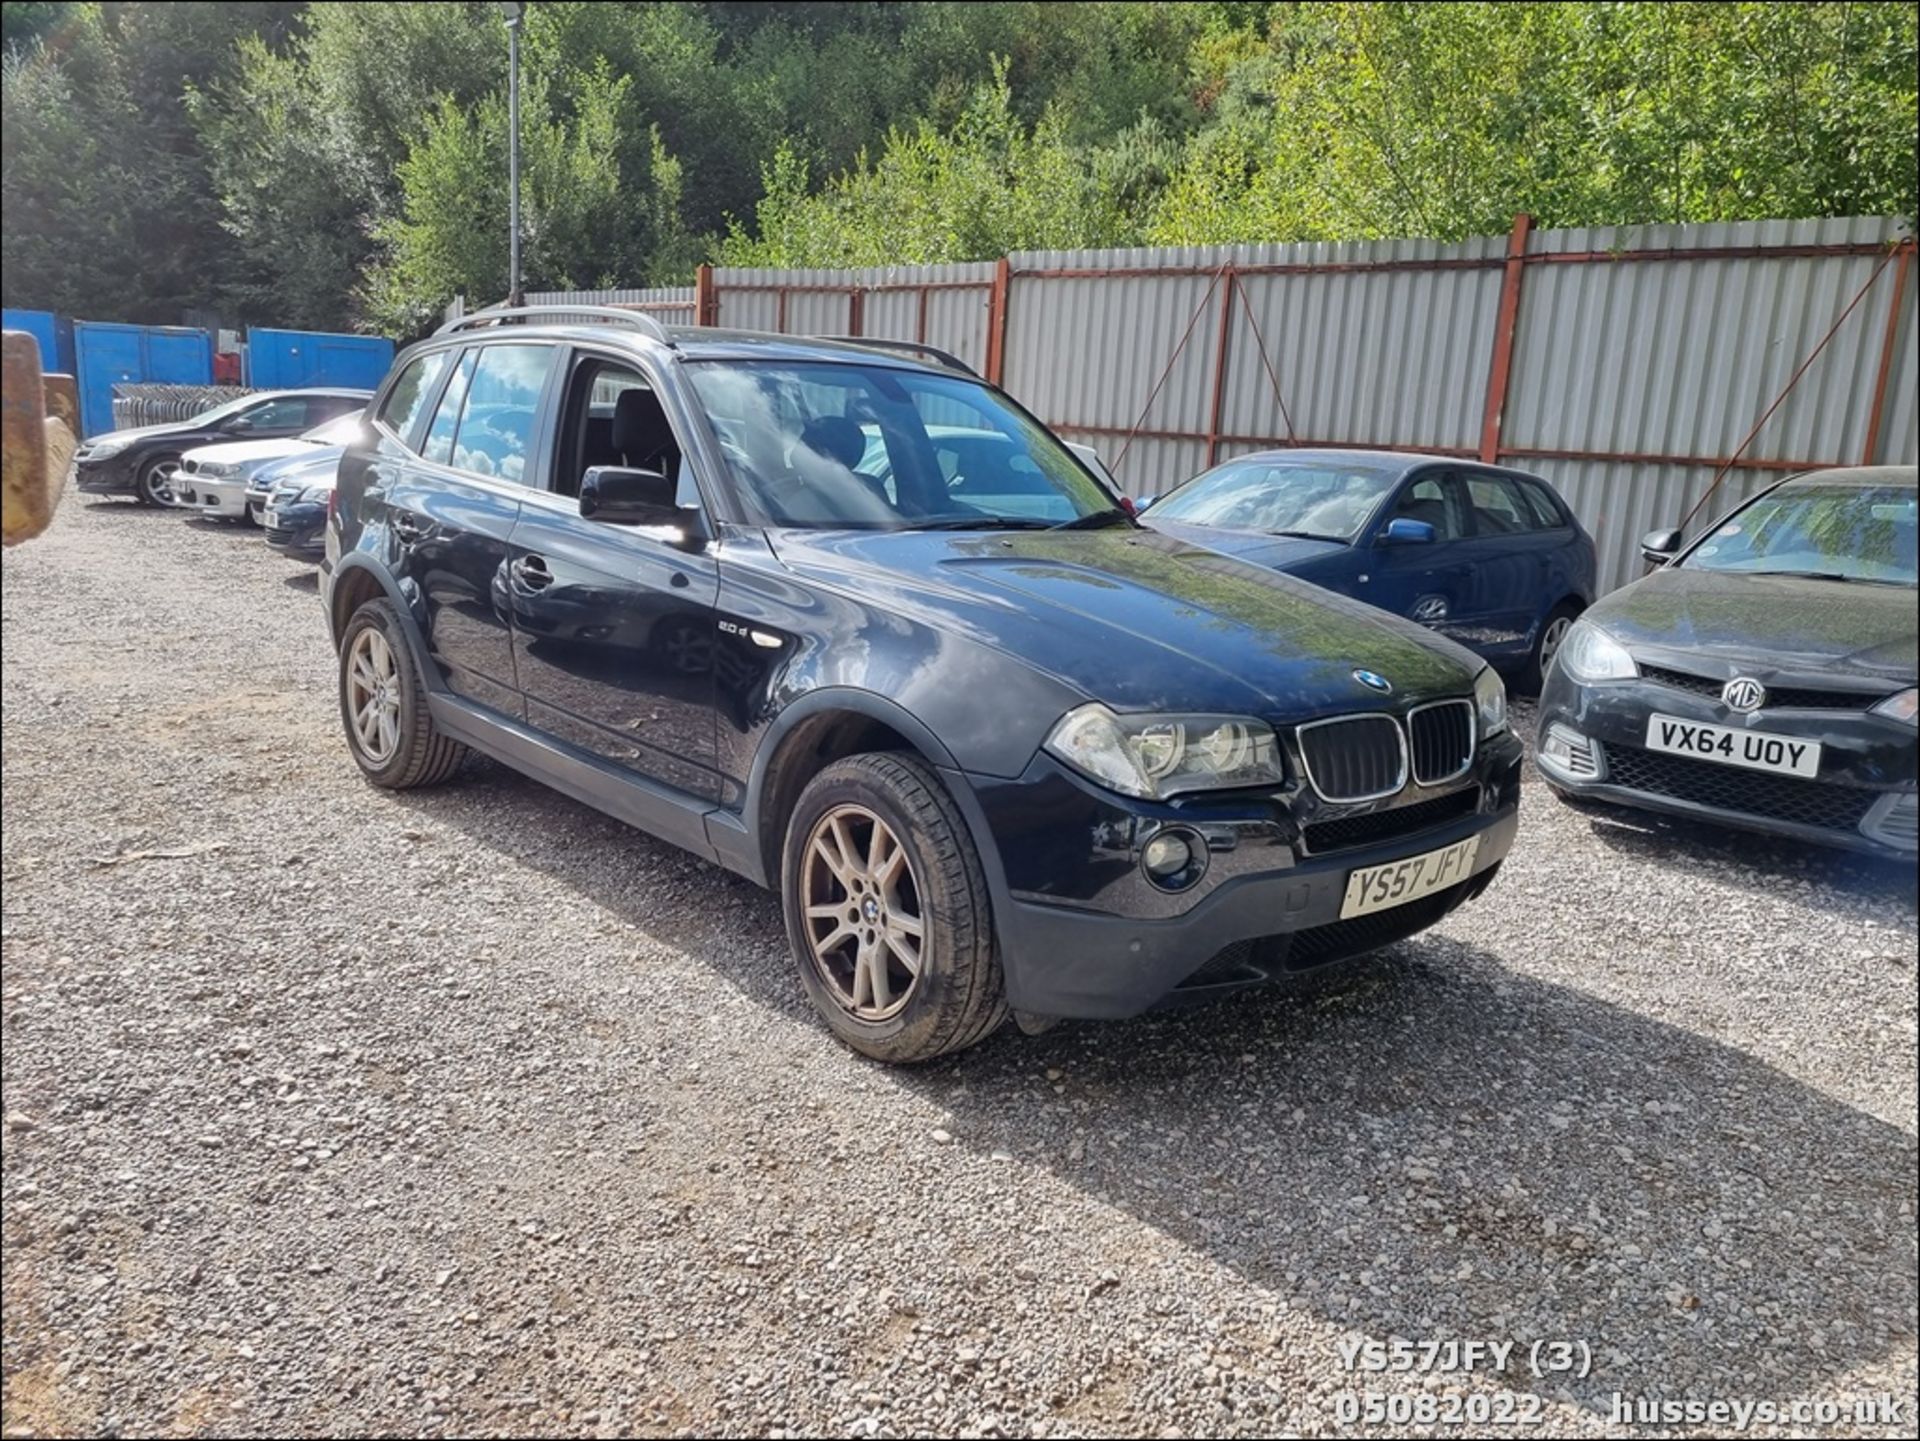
[1539,466,1917,858]
[322,310,1523,1061]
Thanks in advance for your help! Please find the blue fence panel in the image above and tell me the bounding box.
[246,328,394,391]
[2,307,72,373]
[73,322,213,437]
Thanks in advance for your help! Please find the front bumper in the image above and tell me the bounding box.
[74,454,140,495]
[951,732,1524,1019]
[170,471,256,519]
[263,501,326,556]
[1537,665,1918,858]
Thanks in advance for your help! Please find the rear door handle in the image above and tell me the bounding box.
[510,554,554,591]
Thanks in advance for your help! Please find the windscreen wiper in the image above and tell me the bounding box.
[896,516,1055,532]
[1269,529,1345,542]
[1048,509,1135,531]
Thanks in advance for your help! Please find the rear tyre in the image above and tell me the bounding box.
[1519,601,1582,694]
[782,752,1006,1063]
[337,599,467,789]
[136,454,181,507]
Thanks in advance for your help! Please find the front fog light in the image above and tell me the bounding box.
[1140,827,1206,890]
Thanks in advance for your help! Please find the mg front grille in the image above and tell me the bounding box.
[1642,665,1881,712]
[1601,743,1878,833]
[1296,715,1406,802]
[1408,700,1474,785]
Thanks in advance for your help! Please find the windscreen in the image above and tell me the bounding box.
[1149,458,1403,541]
[685,361,1122,530]
[1686,482,1917,586]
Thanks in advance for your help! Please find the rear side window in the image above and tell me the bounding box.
[377,351,450,445]
[442,344,551,485]
[1464,474,1540,535]
[421,352,477,465]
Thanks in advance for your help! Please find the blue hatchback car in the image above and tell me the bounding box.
[1142,449,1597,688]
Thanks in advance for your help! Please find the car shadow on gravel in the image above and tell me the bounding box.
[919,941,1920,1420]
[1569,802,1918,913]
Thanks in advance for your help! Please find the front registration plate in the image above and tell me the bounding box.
[1644,714,1820,779]
[1340,836,1480,919]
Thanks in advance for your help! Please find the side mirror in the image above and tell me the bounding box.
[1134,493,1158,512]
[1380,517,1436,546]
[580,464,679,527]
[1640,528,1682,566]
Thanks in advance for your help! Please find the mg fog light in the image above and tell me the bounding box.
[1541,723,1601,779]
[1141,827,1206,891]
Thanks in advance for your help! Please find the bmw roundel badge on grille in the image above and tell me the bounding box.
[1353,669,1393,694]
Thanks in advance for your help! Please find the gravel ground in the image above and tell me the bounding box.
[3,493,1916,1439]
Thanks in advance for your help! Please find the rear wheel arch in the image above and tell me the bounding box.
[329,558,440,692]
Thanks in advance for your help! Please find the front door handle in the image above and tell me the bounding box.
[510,554,554,592]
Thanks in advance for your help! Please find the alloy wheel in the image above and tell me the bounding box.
[801,804,924,1021]
[1538,614,1574,676]
[141,459,181,505]
[345,626,402,764]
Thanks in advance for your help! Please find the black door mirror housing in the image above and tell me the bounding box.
[1380,517,1437,546]
[222,416,255,434]
[1640,527,1683,566]
[580,465,681,528]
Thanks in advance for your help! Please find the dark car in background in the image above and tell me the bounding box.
[1539,466,1917,858]
[73,387,369,506]
[260,448,340,557]
[321,309,1522,1062]
[1141,450,1597,689]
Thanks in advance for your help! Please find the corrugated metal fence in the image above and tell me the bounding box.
[550,215,1917,593]
[111,384,252,430]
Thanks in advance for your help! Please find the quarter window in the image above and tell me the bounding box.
[377,351,450,447]
[1517,478,1568,529]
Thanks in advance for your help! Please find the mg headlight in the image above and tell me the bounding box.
[1556,618,1639,682]
[1045,703,1284,799]
[1870,687,1918,726]
[1473,667,1508,736]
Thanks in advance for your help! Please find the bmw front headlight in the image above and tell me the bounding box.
[1556,618,1639,682]
[1045,703,1284,799]
[1473,666,1508,736]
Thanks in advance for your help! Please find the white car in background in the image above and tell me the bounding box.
[171,408,366,524]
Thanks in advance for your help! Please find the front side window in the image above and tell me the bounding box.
[238,395,312,431]
[439,344,551,485]
[1151,459,1403,541]
[377,351,450,445]
[1391,474,1469,541]
[1686,481,1917,586]
[685,361,1121,529]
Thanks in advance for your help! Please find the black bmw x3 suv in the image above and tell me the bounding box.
[321,307,1522,1061]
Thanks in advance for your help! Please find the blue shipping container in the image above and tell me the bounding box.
[73,322,214,437]
[246,328,394,391]
[2,307,74,374]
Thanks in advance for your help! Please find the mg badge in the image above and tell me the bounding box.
[1353,669,1392,695]
[1722,677,1767,714]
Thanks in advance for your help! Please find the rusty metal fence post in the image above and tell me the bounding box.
[1479,213,1534,463]
[986,257,1011,386]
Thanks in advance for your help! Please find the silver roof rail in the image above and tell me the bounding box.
[436,304,676,345]
[812,336,977,377]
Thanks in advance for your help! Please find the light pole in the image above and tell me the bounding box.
[498,2,525,308]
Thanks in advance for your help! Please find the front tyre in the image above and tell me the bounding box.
[136,454,181,507]
[337,599,467,788]
[1519,601,1582,694]
[782,753,1006,1063]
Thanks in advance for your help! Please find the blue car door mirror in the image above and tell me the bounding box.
[1381,517,1437,546]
